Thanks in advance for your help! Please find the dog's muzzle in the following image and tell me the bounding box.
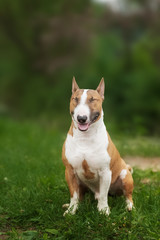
[91,112,100,123]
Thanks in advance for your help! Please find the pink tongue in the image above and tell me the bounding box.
[78,123,89,131]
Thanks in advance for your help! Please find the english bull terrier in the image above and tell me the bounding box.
[62,77,134,216]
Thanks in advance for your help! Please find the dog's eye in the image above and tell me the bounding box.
[89,97,95,103]
[73,97,79,103]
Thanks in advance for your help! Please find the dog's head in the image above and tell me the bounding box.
[70,77,105,132]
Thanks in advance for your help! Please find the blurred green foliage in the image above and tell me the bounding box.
[0,0,160,135]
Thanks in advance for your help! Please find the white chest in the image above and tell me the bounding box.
[65,122,111,185]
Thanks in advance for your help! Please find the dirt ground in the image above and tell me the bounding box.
[125,157,160,171]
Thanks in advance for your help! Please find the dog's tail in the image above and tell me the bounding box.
[127,164,133,174]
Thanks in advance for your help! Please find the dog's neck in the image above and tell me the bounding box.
[72,110,106,139]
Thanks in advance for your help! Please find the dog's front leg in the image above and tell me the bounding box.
[97,168,112,215]
[63,165,79,216]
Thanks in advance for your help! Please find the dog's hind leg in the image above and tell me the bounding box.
[121,169,134,211]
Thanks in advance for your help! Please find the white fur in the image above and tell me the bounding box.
[120,169,127,180]
[73,90,90,126]
[97,168,111,215]
[63,191,79,216]
[65,103,111,214]
[80,89,88,104]
[126,198,133,211]
[64,88,134,216]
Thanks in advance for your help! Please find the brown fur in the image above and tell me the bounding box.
[68,121,74,136]
[86,90,103,122]
[70,89,84,115]
[70,88,104,125]
[107,132,134,202]
[62,78,134,210]
[82,160,95,179]
[122,170,134,203]
[107,132,123,184]
[62,141,87,200]
[62,143,79,197]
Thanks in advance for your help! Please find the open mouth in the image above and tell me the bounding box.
[78,122,90,131]
[75,112,100,132]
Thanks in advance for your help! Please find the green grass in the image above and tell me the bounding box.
[113,135,160,157]
[0,117,160,240]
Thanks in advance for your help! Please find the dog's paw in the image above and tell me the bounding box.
[63,208,76,216]
[62,203,70,209]
[63,204,78,216]
[63,209,70,216]
[126,199,134,211]
[99,207,110,216]
[98,203,110,216]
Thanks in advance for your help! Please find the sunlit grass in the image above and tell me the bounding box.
[113,135,160,157]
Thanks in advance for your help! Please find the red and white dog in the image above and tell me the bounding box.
[62,77,134,216]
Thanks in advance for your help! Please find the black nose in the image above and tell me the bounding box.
[77,115,87,123]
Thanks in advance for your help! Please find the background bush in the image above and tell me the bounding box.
[0,0,160,135]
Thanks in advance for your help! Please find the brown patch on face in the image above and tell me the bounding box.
[70,89,84,116]
[82,160,95,179]
[86,90,103,123]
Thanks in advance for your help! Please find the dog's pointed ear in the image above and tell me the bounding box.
[96,78,105,100]
[72,76,79,94]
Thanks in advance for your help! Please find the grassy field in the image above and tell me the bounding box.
[0,118,160,240]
